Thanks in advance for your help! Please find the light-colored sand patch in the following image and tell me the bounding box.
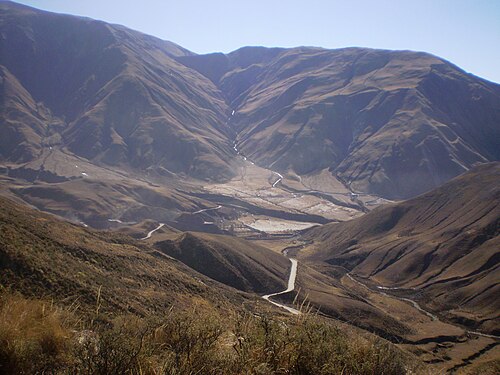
[240,216,319,233]
[204,162,368,222]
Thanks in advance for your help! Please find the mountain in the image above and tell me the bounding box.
[2,2,499,202]
[0,194,293,314]
[182,46,500,199]
[0,1,235,181]
[2,2,500,373]
[155,232,290,293]
[300,162,500,334]
[1,194,430,375]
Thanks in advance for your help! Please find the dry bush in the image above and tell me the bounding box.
[0,292,73,374]
[146,308,225,374]
[67,316,148,374]
[224,312,413,375]
[0,292,418,374]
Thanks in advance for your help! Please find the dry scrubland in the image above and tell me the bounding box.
[301,163,500,334]
[0,291,421,375]
[0,3,499,374]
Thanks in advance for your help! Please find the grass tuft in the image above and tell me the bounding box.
[0,291,421,374]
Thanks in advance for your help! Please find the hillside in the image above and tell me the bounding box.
[1,2,499,373]
[182,46,500,199]
[1,1,499,235]
[1,2,499,205]
[0,170,497,373]
[0,195,281,315]
[155,232,289,293]
[0,1,235,181]
[0,195,425,374]
[301,162,500,334]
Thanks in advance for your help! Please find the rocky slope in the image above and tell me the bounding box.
[2,1,499,205]
[0,194,293,314]
[2,2,499,202]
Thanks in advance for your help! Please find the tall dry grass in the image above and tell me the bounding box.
[0,291,420,374]
[0,292,73,373]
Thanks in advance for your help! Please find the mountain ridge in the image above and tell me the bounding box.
[182,46,500,199]
[300,162,500,334]
[0,0,236,181]
[1,1,499,200]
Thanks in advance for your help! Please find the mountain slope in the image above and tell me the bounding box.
[183,47,500,199]
[155,232,290,293]
[300,162,500,333]
[0,1,235,180]
[0,195,252,315]
[0,65,49,162]
[3,1,499,199]
[2,1,500,201]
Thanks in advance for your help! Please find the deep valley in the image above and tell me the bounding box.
[0,1,499,374]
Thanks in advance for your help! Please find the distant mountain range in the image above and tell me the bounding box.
[1,0,499,200]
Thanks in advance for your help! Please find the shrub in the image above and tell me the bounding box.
[0,292,417,374]
[0,293,73,374]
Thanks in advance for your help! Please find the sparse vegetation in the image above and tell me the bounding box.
[0,291,419,374]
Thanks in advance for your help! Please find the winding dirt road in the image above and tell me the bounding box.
[141,223,165,240]
[262,256,300,315]
[272,171,283,188]
[347,273,499,340]
[193,205,222,214]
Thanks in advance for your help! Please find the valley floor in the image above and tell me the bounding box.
[0,149,498,374]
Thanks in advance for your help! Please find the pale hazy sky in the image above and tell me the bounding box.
[14,0,500,83]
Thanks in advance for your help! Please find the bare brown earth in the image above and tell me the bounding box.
[1,193,431,374]
[0,3,499,373]
[236,232,499,373]
[2,2,500,205]
[0,2,235,181]
[293,163,499,371]
[301,163,499,333]
[0,146,369,234]
[1,190,498,373]
[0,195,293,316]
[0,2,370,232]
[182,47,500,199]
[154,232,290,293]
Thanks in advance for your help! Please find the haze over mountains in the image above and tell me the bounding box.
[1,1,499,202]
